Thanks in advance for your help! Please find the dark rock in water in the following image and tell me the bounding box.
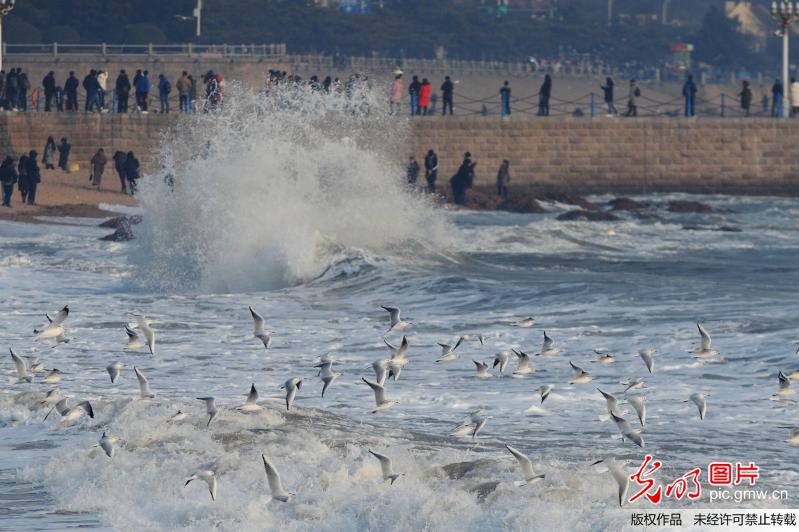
[497,195,548,214]
[538,194,600,211]
[471,481,500,502]
[666,200,714,213]
[442,460,494,480]
[608,197,649,211]
[683,225,742,233]
[99,215,142,229]
[463,189,501,211]
[556,210,620,222]
[100,226,134,241]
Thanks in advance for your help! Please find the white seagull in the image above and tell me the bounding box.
[537,384,554,404]
[34,305,69,342]
[473,359,491,379]
[249,306,273,349]
[237,384,264,413]
[638,349,655,374]
[98,432,120,458]
[694,323,718,357]
[592,458,631,507]
[597,388,623,416]
[371,359,389,386]
[280,377,303,411]
[134,367,155,399]
[610,412,644,448]
[197,397,218,427]
[436,337,464,363]
[39,369,62,385]
[622,377,647,392]
[368,449,403,485]
[492,351,510,374]
[775,372,795,399]
[515,317,535,328]
[168,410,189,422]
[687,392,707,420]
[106,361,125,384]
[568,361,592,385]
[511,349,534,376]
[382,306,411,334]
[505,444,545,486]
[627,394,646,427]
[10,348,32,383]
[132,315,155,355]
[124,326,145,350]
[49,398,94,428]
[785,429,799,445]
[184,470,217,501]
[592,349,616,365]
[319,363,342,398]
[539,331,559,356]
[362,377,397,413]
[262,455,294,502]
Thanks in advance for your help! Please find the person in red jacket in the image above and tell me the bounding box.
[419,78,432,115]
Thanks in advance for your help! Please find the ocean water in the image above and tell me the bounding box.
[1,86,799,531]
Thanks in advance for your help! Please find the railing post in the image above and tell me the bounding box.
[101,42,107,56]
[187,42,193,57]
[720,93,725,117]
[591,92,596,117]
[148,43,153,56]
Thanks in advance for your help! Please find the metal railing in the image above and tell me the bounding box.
[5,43,288,58]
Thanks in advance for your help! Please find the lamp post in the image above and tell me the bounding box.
[772,1,799,118]
[193,0,202,38]
[0,0,16,75]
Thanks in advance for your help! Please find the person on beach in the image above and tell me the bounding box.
[17,154,28,203]
[0,156,17,208]
[125,152,140,194]
[626,79,640,117]
[450,152,477,206]
[500,81,511,116]
[43,137,56,170]
[441,76,454,116]
[113,151,128,193]
[115,69,131,113]
[64,71,79,111]
[408,75,421,116]
[25,151,40,205]
[90,148,107,189]
[424,149,438,193]
[390,70,403,115]
[58,138,71,171]
[740,80,753,117]
[538,74,552,116]
[419,79,432,115]
[407,156,420,187]
[601,77,617,116]
[496,159,510,199]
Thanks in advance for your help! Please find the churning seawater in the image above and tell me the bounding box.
[2,87,799,531]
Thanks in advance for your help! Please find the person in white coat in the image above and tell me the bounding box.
[791,77,799,117]
[97,70,108,111]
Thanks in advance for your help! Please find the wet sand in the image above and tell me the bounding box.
[0,168,137,224]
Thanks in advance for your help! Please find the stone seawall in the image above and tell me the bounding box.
[1,113,798,195]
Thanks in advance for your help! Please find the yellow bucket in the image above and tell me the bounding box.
[68,163,80,173]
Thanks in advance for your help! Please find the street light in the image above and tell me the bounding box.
[0,0,16,75]
[772,1,799,118]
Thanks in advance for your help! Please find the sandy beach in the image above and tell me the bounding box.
[0,168,137,223]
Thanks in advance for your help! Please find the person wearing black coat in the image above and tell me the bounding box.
[17,154,28,203]
[124,152,140,194]
[64,71,79,111]
[601,77,617,116]
[113,150,128,193]
[408,75,421,116]
[58,138,71,171]
[538,74,552,116]
[424,149,438,193]
[42,71,56,112]
[450,152,477,206]
[0,156,17,207]
[25,151,41,205]
[116,70,131,113]
[5,68,18,110]
[440,76,454,116]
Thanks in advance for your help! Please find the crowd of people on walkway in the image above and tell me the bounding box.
[0,67,226,114]
[0,135,141,209]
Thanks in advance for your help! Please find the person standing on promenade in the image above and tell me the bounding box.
[601,77,617,116]
[441,76,454,116]
[1,156,17,207]
[496,159,510,199]
[57,138,71,172]
[55,85,64,112]
[408,75,421,117]
[113,151,127,193]
[683,74,697,117]
[5,68,18,111]
[64,71,79,111]
[158,74,171,113]
[791,77,799,117]
[772,78,783,118]
[115,70,131,113]
[17,69,30,111]
[538,74,552,116]
[188,75,197,112]
[83,70,99,112]
[450,152,477,205]
[424,149,438,193]
[43,137,56,170]
[135,71,151,112]
[419,79,432,115]
[740,80,752,117]
[407,156,420,187]
[177,71,191,113]
[17,154,28,204]
[500,81,511,117]
[42,71,56,112]
[390,70,403,115]
[25,151,40,205]
[125,152,140,194]
[97,70,108,111]
[625,79,639,117]
[90,148,107,189]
